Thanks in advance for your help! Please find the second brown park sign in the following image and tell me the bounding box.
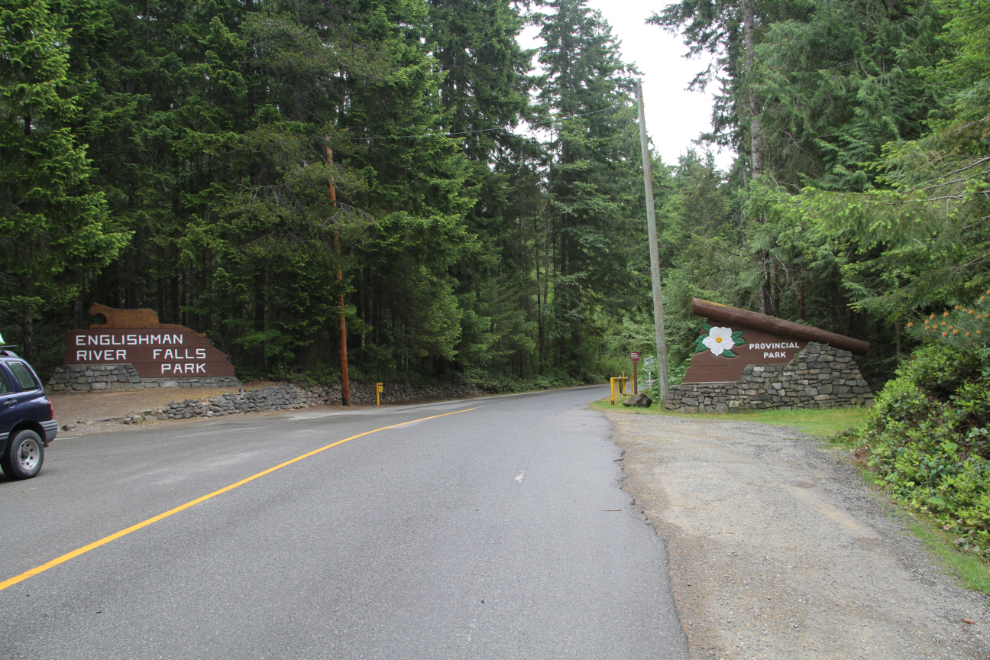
[683,298,870,384]
[63,305,235,378]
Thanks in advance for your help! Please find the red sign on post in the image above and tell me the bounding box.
[630,352,641,361]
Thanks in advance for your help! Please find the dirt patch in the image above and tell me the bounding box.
[604,411,990,660]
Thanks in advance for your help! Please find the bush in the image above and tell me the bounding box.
[855,343,990,559]
[464,370,584,394]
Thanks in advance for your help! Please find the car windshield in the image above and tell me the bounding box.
[7,362,39,391]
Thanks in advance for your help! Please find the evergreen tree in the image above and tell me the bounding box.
[536,0,641,377]
[0,0,126,361]
[752,0,947,190]
[425,0,536,377]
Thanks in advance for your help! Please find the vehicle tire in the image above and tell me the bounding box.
[0,429,44,480]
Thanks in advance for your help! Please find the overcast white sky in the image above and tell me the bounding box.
[518,1,735,171]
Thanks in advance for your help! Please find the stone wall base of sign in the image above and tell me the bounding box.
[665,342,874,413]
[47,364,480,421]
[150,381,481,421]
[47,364,242,392]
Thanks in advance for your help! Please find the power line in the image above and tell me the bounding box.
[347,106,621,141]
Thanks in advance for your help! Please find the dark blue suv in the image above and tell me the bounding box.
[0,346,57,480]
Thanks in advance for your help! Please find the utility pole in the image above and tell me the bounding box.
[327,145,350,406]
[636,82,668,405]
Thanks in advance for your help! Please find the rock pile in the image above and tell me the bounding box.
[146,381,481,421]
[622,392,653,408]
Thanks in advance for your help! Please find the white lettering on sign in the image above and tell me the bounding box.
[75,350,127,362]
[161,363,207,374]
[764,351,788,359]
[158,348,207,360]
[79,333,185,346]
[748,342,800,351]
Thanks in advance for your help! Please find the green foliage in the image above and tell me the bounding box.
[932,0,990,124]
[465,369,583,395]
[909,293,990,348]
[854,343,990,559]
[0,0,126,360]
[753,0,947,190]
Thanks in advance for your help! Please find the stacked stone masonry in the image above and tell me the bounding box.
[665,342,874,414]
[131,381,481,422]
[48,364,241,391]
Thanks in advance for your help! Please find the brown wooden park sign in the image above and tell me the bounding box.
[683,298,870,384]
[63,304,234,378]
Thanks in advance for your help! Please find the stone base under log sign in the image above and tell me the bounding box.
[47,363,242,392]
[665,342,873,413]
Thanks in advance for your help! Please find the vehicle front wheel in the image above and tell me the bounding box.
[1,430,44,480]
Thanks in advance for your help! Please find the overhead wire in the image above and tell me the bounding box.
[346,105,621,141]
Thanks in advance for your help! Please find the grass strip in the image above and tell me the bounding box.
[903,519,990,594]
[590,396,870,437]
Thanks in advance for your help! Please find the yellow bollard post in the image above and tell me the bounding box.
[376,382,383,406]
[610,377,616,405]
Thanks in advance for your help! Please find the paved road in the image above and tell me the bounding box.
[0,386,688,659]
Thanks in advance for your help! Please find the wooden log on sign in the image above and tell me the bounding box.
[692,298,870,355]
[89,303,206,337]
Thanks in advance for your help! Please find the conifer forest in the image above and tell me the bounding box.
[1,0,988,391]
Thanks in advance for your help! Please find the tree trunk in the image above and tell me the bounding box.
[263,269,271,372]
[758,249,770,314]
[568,234,582,369]
[771,258,781,317]
[171,275,180,325]
[741,0,764,180]
[22,308,33,363]
[125,248,137,308]
[188,266,198,332]
[74,291,84,330]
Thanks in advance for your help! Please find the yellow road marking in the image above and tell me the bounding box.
[0,406,479,592]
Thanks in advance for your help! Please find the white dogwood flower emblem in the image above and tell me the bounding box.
[702,326,735,356]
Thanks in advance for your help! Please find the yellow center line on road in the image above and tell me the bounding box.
[0,406,480,592]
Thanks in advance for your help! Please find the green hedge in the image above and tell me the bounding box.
[854,344,990,559]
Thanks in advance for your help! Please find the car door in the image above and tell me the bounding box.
[0,363,18,438]
[2,360,45,424]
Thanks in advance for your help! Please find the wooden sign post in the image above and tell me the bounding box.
[630,351,641,394]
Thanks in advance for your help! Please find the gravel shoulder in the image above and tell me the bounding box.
[603,410,990,660]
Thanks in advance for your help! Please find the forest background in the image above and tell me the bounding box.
[1,0,987,393]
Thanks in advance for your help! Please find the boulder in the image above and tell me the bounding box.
[622,392,653,408]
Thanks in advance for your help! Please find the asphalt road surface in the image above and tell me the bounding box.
[0,386,688,659]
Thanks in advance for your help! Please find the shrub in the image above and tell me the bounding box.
[856,342,990,558]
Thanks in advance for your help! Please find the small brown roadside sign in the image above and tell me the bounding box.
[630,352,641,361]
